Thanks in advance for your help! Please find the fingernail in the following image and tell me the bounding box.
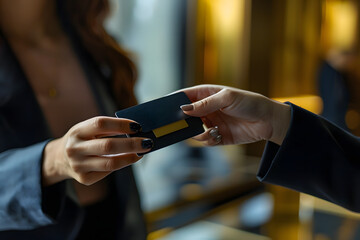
[142,139,154,149]
[130,122,142,132]
[209,127,219,137]
[215,135,222,143]
[180,104,194,111]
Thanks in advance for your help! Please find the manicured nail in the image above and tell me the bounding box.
[142,139,154,149]
[215,135,222,143]
[209,126,219,137]
[180,104,194,111]
[130,122,142,132]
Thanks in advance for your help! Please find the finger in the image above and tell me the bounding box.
[192,126,219,141]
[75,117,142,139]
[71,154,142,173]
[201,116,216,129]
[180,84,223,102]
[181,89,231,117]
[197,134,223,146]
[75,137,154,156]
[192,126,223,146]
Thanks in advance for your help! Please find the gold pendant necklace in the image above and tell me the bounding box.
[48,87,58,98]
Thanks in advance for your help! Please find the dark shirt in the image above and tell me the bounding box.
[0,3,146,239]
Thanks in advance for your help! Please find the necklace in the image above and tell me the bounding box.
[48,87,58,98]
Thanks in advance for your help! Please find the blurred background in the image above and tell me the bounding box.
[106,0,360,239]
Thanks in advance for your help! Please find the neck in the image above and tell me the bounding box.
[0,0,63,45]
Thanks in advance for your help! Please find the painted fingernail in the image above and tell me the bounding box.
[209,126,219,137]
[215,135,222,143]
[130,122,142,132]
[180,104,194,111]
[142,139,154,149]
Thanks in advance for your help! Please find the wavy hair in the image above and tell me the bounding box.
[63,0,137,109]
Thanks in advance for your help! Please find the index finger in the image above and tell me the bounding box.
[180,89,231,117]
[179,84,224,102]
[74,116,142,139]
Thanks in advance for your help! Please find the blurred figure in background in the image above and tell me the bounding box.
[0,0,151,239]
[318,48,356,131]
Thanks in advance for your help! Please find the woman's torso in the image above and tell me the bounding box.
[9,30,110,206]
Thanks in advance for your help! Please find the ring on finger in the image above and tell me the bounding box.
[209,126,219,137]
[215,134,222,144]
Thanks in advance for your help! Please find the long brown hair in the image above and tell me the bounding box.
[63,0,137,109]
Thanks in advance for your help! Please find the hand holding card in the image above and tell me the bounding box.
[115,92,204,155]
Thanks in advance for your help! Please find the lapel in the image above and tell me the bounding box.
[0,39,51,151]
[0,32,112,152]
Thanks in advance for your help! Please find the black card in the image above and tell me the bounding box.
[115,92,204,154]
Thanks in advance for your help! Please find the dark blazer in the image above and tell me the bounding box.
[0,12,146,240]
[258,103,360,212]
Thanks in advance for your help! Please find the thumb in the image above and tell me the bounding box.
[181,90,228,117]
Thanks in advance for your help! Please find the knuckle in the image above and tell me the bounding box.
[222,88,232,95]
[123,139,138,151]
[115,120,127,132]
[101,139,115,153]
[64,135,81,157]
[65,144,77,158]
[222,88,236,100]
[92,117,106,130]
[68,125,81,137]
[104,159,115,171]
[198,99,209,108]
[219,88,238,109]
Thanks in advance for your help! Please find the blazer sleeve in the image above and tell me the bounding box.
[257,103,360,212]
[0,140,66,230]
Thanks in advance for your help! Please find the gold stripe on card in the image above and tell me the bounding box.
[153,120,189,138]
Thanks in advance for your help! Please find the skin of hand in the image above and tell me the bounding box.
[42,117,153,186]
[180,84,291,146]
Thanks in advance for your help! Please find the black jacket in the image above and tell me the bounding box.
[258,103,360,212]
[0,10,146,240]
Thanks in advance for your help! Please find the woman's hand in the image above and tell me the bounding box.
[42,117,153,186]
[180,84,291,146]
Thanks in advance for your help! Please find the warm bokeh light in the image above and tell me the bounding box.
[346,109,360,130]
[273,95,323,114]
[195,0,250,88]
[211,0,245,38]
[322,1,358,51]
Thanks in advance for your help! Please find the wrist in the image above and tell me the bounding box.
[42,138,68,186]
[269,101,291,145]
